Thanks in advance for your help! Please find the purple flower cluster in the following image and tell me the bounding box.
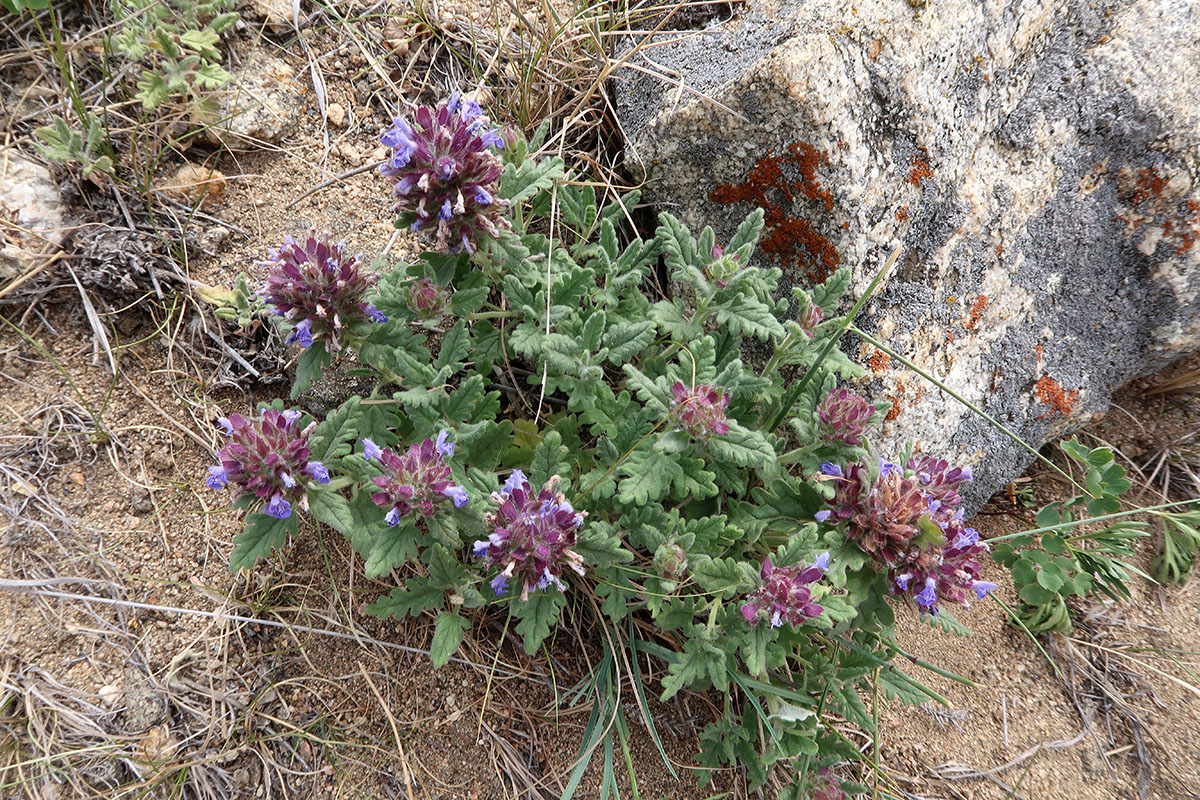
[378,92,509,253]
[817,386,874,447]
[406,278,449,323]
[259,231,386,351]
[205,410,328,520]
[670,381,731,439]
[363,431,468,526]
[740,553,830,628]
[474,472,586,601]
[823,456,996,612]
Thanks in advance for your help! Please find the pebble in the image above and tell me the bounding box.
[164,164,226,204]
[325,101,347,127]
[200,225,232,251]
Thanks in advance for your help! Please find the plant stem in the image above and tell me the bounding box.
[765,245,900,433]
[988,498,1197,543]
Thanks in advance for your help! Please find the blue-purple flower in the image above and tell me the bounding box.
[205,409,325,520]
[365,431,468,524]
[474,473,586,601]
[740,553,830,628]
[379,92,509,253]
[259,230,386,352]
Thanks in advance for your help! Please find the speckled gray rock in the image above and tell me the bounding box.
[0,149,66,281]
[199,52,305,149]
[617,0,1200,510]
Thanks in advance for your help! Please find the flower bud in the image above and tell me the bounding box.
[816,386,874,446]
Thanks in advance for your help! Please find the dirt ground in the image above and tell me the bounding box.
[3,8,1200,800]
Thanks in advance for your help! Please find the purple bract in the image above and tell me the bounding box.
[817,386,874,447]
[670,381,731,439]
[824,455,994,613]
[364,432,468,525]
[406,278,450,323]
[379,92,509,253]
[259,230,385,352]
[474,471,586,601]
[798,301,823,337]
[740,553,830,628]
[205,410,327,520]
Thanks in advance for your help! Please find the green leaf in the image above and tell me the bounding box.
[575,522,634,568]
[307,396,363,463]
[1018,582,1056,605]
[513,590,567,654]
[691,556,757,599]
[306,489,352,535]
[604,320,655,364]
[617,448,682,505]
[726,207,765,262]
[365,581,446,619]
[456,419,513,471]
[433,319,470,374]
[430,611,470,668]
[344,490,389,558]
[705,422,776,468]
[179,27,221,59]
[650,299,703,342]
[810,267,852,312]
[292,341,331,398]
[500,157,566,204]
[229,512,297,572]
[450,285,489,315]
[620,364,671,415]
[920,609,973,637]
[742,622,772,677]
[530,429,569,486]
[876,662,945,707]
[364,522,422,577]
[660,629,728,700]
[714,293,786,341]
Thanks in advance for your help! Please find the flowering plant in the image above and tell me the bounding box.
[207,95,1016,798]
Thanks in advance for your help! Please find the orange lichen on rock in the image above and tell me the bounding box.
[907,154,933,186]
[885,395,902,421]
[895,205,909,221]
[709,142,841,283]
[1128,167,1169,206]
[865,349,891,372]
[1115,166,1198,255]
[1033,375,1080,418]
[965,295,988,331]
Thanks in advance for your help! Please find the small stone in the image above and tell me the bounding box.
[197,52,305,149]
[200,225,232,251]
[164,164,226,204]
[335,142,361,165]
[68,471,86,486]
[244,0,294,31]
[325,101,346,127]
[0,149,66,281]
[129,488,154,514]
[98,684,121,705]
[370,146,388,163]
